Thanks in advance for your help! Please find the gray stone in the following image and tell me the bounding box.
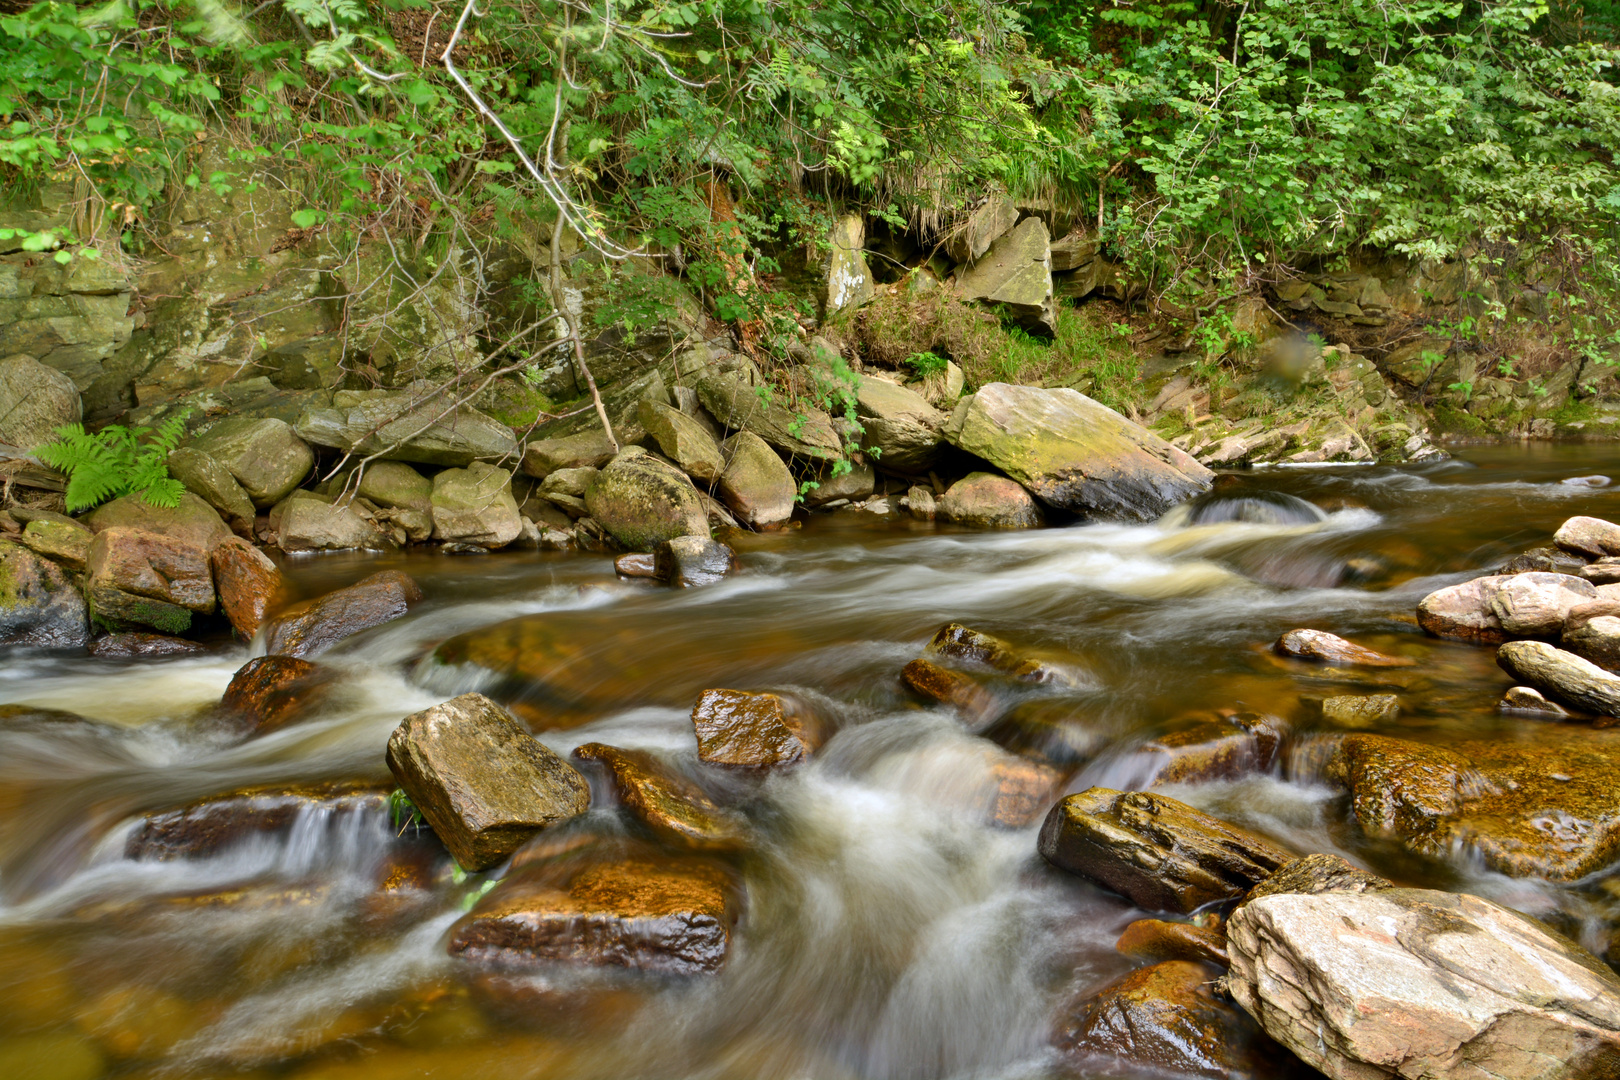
[1488,572,1597,636]
[655,536,736,587]
[166,447,256,535]
[83,492,231,552]
[944,383,1213,520]
[717,432,794,529]
[802,460,876,509]
[356,460,432,511]
[1556,516,1620,559]
[1048,230,1099,272]
[855,378,945,471]
[1417,574,1512,643]
[1563,601,1620,673]
[945,196,1019,264]
[695,371,843,463]
[295,389,518,468]
[431,462,522,549]
[938,471,1043,529]
[1497,639,1620,714]
[0,353,80,450]
[639,398,724,483]
[955,217,1055,334]
[584,449,709,552]
[276,498,392,553]
[1577,557,1620,585]
[907,485,936,521]
[187,417,313,509]
[14,515,90,572]
[822,213,875,317]
[0,539,88,646]
[520,429,618,478]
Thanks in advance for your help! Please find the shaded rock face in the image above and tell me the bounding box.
[585,450,710,552]
[295,390,518,467]
[0,539,89,646]
[945,195,1019,264]
[572,743,745,850]
[1324,729,1620,881]
[276,497,392,553]
[955,217,1055,335]
[695,371,843,462]
[1137,711,1284,786]
[88,632,205,658]
[124,782,389,860]
[1275,629,1413,667]
[218,655,328,737]
[938,472,1044,529]
[386,692,591,871]
[84,492,231,552]
[1555,515,1620,559]
[717,431,794,529]
[430,461,522,548]
[166,447,256,536]
[449,850,737,974]
[1038,787,1292,913]
[1564,603,1620,672]
[1226,888,1620,1080]
[944,383,1213,520]
[639,399,723,483]
[854,378,944,471]
[1236,853,1391,911]
[1498,639,1620,715]
[690,689,822,768]
[1115,919,1229,967]
[210,536,282,640]
[0,353,80,450]
[654,536,735,587]
[261,569,422,658]
[1054,960,1263,1080]
[186,417,313,509]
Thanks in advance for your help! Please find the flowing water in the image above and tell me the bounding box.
[3,444,1620,1080]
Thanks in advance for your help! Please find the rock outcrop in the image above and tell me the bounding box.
[166,447,256,535]
[639,399,724,483]
[955,217,1056,334]
[695,371,843,463]
[821,213,875,318]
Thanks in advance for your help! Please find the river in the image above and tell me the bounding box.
[1,443,1617,1080]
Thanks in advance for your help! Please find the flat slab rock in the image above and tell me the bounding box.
[386,692,590,871]
[1227,888,1620,1080]
[125,781,389,860]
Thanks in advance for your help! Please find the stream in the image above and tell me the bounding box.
[2,443,1619,1080]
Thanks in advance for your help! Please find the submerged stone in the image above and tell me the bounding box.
[1319,694,1400,728]
[900,658,995,722]
[1114,919,1229,967]
[925,622,1070,684]
[218,655,329,736]
[1137,711,1285,786]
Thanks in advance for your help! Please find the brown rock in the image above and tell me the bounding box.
[1274,629,1414,667]
[1038,788,1292,913]
[1577,556,1620,585]
[218,655,329,736]
[925,622,1070,684]
[690,689,822,768]
[1236,853,1391,912]
[900,658,995,721]
[572,743,745,850]
[210,536,283,640]
[1416,574,1510,642]
[986,756,1067,828]
[261,569,422,658]
[1115,919,1229,967]
[1139,712,1285,786]
[937,471,1044,529]
[87,527,216,614]
[1320,694,1400,727]
[1488,571,1597,636]
[1555,515,1620,559]
[125,781,388,860]
[1563,599,1620,673]
[87,633,206,659]
[83,492,232,552]
[615,553,658,579]
[653,536,736,587]
[981,698,1107,767]
[1501,685,1571,718]
[385,692,591,871]
[1497,639,1620,715]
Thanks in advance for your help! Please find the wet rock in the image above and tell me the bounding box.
[1139,712,1285,786]
[1488,571,1597,636]
[124,781,388,860]
[572,743,745,850]
[1320,694,1400,727]
[690,688,822,768]
[982,699,1107,767]
[1497,639,1620,715]
[1226,888,1620,1080]
[926,622,1069,684]
[1325,728,1620,881]
[87,633,205,659]
[521,430,617,478]
[654,536,735,587]
[431,462,523,548]
[218,655,328,736]
[186,417,313,509]
[717,432,794,529]
[0,353,80,450]
[1115,919,1229,967]
[261,569,422,658]
[1562,601,1620,673]
[955,217,1055,335]
[386,692,591,871]
[986,756,1067,828]
[85,527,215,635]
[1555,515,1620,559]
[165,447,256,536]
[1237,853,1391,911]
[0,540,89,646]
[276,497,392,553]
[900,658,995,721]
[296,390,518,468]
[639,398,723,484]
[1274,629,1414,667]
[695,371,843,463]
[84,492,231,552]
[1501,684,1571,718]
[584,449,709,552]
[945,194,1018,264]
[1054,960,1263,1079]
[1578,556,1620,585]
[938,471,1044,529]
[1415,574,1510,642]
[449,851,737,974]
[210,535,282,639]
[943,383,1213,520]
[1038,788,1292,913]
[854,378,945,471]
[15,515,91,572]
[615,553,658,578]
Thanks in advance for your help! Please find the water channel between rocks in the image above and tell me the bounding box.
[2,443,1618,1080]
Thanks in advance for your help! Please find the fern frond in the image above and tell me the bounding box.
[138,477,186,509]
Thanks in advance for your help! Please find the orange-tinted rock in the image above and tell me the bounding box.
[262,569,422,658]
[1137,711,1285,786]
[87,633,206,658]
[900,658,995,721]
[614,553,657,579]
[1115,918,1229,967]
[986,756,1067,828]
[218,655,329,736]
[1275,629,1414,667]
[86,526,216,613]
[1416,575,1510,643]
[124,781,388,860]
[925,622,1070,684]
[211,535,283,639]
[981,698,1107,767]
[572,743,745,850]
[690,689,822,768]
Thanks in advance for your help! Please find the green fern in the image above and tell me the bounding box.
[35,414,190,513]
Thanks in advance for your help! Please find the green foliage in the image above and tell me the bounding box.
[905,351,949,378]
[34,415,189,513]
[387,787,422,835]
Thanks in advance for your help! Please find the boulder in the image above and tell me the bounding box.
[926,622,1069,683]
[261,569,422,658]
[1226,888,1620,1080]
[276,497,391,553]
[1502,685,1571,718]
[210,536,282,639]
[164,447,256,536]
[1134,712,1284,786]
[355,460,432,511]
[572,743,745,850]
[955,216,1056,334]
[1320,694,1400,727]
[821,213,875,317]
[125,781,388,860]
[1114,919,1229,967]
[0,353,80,450]
[1577,556,1620,585]
[1037,787,1292,913]
[1561,600,1620,673]
[905,484,936,521]
[695,371,843,462]
[295,390,519,468]
[900,658,995,721]
[638,399,724,483]
[717,432,794,529]
[584,449,709,552]
[854,378,945,471]
[430,462,522,548]
[943,384,1213,520]
[1488,572,1597,636]
[1555,515,1620,559]
[938,472,1044,528]
[84,492,231,552]
[218,655,328,736]
[185,417,313,509]
[690,688,822,768]
[0,540,89,647]
[615,552,658,578]
[385,692,591,871]
[945,195,1019,264]
[1416,574,1511,642]
[87,633,205,658]
[1497,639,1620,715]
[15,516,91,572]
[520,430,617,478]
[1274,629,1414,667]
[1236,853,1391,911]
[85,528,216,630]
[654,536,736,587]
[802,460,876,509]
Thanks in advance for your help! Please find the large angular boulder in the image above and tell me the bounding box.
[717,432,794,529]
[430,462,522,548]
[210,536,282,639]
[0,539,89,647]
[85,527,215,634]
[945,195,1019,264]
[386,692,590,871]
[165,447,256,536]
[1226,888,1620,1080]
[0,353,80,450]
[654,536,736,587]
[186,417,313,509]
[84,492,231,552]
[1496,640,1620,715]
[584,449,709,552]
[695,371,843,463]
[943,384,1213,520]
[262,569,422,658]
[938,471,1044,529]
[955,217,1055,334]
[1037,788,1292,913]
[821,213,875,317]
[639,399,723,483]
[295,389,518,468]
[276,497,391,553]
[690,688,823,768]
[572,743,745,850]
[854,378,944,471]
